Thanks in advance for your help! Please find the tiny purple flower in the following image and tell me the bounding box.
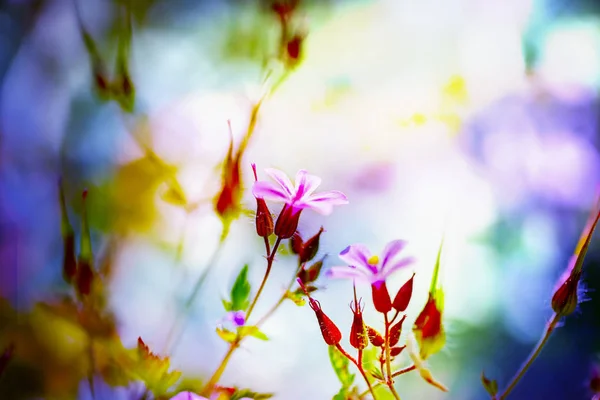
[252,168,349,215]
[327,240,415,284]
[225,310,246,327]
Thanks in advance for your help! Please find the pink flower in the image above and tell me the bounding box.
[252,168,348,215]
[327,240,415,284]
[169,391,251,400]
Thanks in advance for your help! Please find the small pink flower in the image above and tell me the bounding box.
[224,311,246,327]
[327,240,415,284]
[252,168,348,216]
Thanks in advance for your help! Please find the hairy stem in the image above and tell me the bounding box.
[384,314,401,400]
[335,344,377,400]
[496,313,561,400]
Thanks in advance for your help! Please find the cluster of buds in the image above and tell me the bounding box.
[298,239,448,396]
[59,181,95,299]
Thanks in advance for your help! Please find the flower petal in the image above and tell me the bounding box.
[265,168,295,197]
[294,170,322,200]
[339,244,371,269]
[296,190,349,214]
[381,240,407,270]
[326,266,370,281]
[382,257,415,279]
[252,181,291,203]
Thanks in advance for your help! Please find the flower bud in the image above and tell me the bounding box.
[286,35,303,63]
[300,227,323,263]
[393,273,415,312]
[298,279,341,345]
[274,205,302,239]
[252,164,274,237]
[389,315,406,347]
[367,326,384,347]
[551,269,581,317]
[290,231,303,254]
[297,258,324,285]
[349,299,368,350]
[215,122,243,221]
[371,281,392,314]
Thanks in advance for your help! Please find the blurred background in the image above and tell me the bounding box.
[1,0,600,399]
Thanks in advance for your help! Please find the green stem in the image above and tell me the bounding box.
[202,237,282,396]
[335,344,377,400]
[496,313,561,400]
[384,314,401,400]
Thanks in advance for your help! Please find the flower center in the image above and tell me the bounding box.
[367,255,379,266]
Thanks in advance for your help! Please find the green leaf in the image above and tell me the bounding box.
[216,327,237,343]
[230,265,251,311]
[230,388,274,399]
[222,299,233,312]
[238,326,269,341]
[284,290,306,306]
[328,345,355,389]
[332,387,349,400]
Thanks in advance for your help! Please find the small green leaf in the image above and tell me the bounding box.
[284,290,306,306]
[222,299,233,312]
[230,265,251,311]
[230,388,274,399]
[481,371,498,396]
[161,187,188,207]
[216,327,237,343]
[332,387,348,400]
[368,366,385,381]
[238,326,269,341]
[328,345,355,389]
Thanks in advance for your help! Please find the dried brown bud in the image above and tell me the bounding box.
[367,326,384,347]
[393,273,415,312]
[290,231,303,254]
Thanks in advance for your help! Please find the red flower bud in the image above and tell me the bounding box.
[298,279,341,345]
[551,269,581,317]
[300,227,323,263]
[349,299,368,350]
[371,281,392,313]
[390,345,406,357]
[76,190,94,297]
[297,258,324,285]
[413,294,445,360]
[367,326,384,347]
[290,231,303,254]
[389,315,406,347]
[393,273,415,312]
[76,259,94,296]
[59,180,76,283]
[215,122,243,220]
[252,164,274,237]
[274,204,302,239]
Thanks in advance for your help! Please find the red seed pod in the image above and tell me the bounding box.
[290,231,303,254]
[300,227,323,263]
[349,299,368,350]
[274,204,302,239]
[298,279,341,345]
[393,273,415,312]
[371,281,392,313]
[389,315,406,347]
[390,345,406,357]
[63,233,77,283]
[367,326,384,347]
